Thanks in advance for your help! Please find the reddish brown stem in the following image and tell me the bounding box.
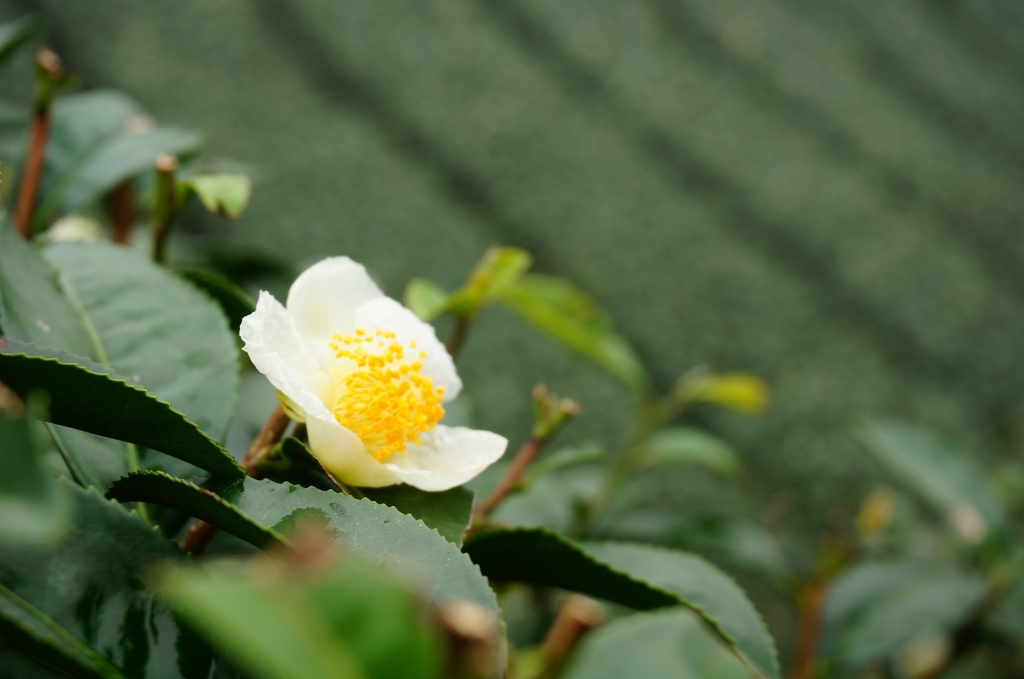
[179,405,291,555]
[14,110,49,238]
[15,49,64,239]
[445,314,472,359]
[540,596,605,677]
[790,575,828,679]
[475,438,542,519]
[107,180,135,244]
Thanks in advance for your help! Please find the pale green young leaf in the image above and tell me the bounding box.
[179,173,252,219]
[447,246,532,316]
[499,273,652,398]
[674,371,770,415]
[563,609,756,679]
[403,278,449,321]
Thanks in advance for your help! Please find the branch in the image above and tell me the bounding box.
[150,154,178,264]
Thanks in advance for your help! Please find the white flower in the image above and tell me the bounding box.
[239,257,507,491]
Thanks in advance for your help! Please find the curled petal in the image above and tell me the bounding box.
[307,415,399,488]
[287,257,385,350]
[353,297,462,401]
[384,426,508,491]
[240,292,332,421]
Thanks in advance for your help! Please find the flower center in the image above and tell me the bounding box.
[328,328,445,462]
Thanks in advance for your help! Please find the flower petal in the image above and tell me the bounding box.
[306,414,399,488]
[286,257,385,349]
[383,425,507,491]
[240,292,332,421]
[353,297,462,401]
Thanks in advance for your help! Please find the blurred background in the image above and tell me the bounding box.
[3,0,1024,658]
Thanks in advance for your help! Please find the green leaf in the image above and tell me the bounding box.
[859,421,1005,542]
[106,471,286,550]
[826,562,985,668]
[0,339,244,478]
[499,274,652,398]
[563,609,756,679]
[361,484,476,546]
[0,17,40,69]
[465,529,778,679]
[179,174,252,219]
[673,372,770,416]
[640,428,740,476]
[0,397,71,543]
[0,480,217,679]
[37,120,204,227]
[0,584,127,679]
[160,564,367,679]
[403,278,449,322]
[47,242,240,442]
[176,268,255,331]
[0,224,98,361]
[447,246,532,316]
[104,473,500,612]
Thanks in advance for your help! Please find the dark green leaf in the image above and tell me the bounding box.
[0,17,39,68]
[0,583,126,679]
[176,268,255,331]
[0,339,244,478]
[859,421,1005,541]
[499,274,652,398]
[106,471,285,550]
[179,174,252,219]
[0,480,216,679]
[563,609,755,679]
[0,399,71,543]
[362,484,475,546]
[47,242,239,442]
[105,473,500,612]
[0,224,98,361]
[465,528,778,679]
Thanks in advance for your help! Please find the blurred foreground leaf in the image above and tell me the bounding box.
[465,528,779,678]
[859,422,1005,543]
[0,339,244,478]
[0,584,126,679]
[161,557,446,679]
[563,609,756,679]
[0,394,71,543]
[499,274,652,399]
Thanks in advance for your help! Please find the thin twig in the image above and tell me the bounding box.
[445,314,472,359]
[790,575,828,679]
[475,438,542,519]
[14,48,64,238]
[107,180,134,244]
[179,405,291,555]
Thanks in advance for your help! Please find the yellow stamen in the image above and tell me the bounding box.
[328,329,445,462]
